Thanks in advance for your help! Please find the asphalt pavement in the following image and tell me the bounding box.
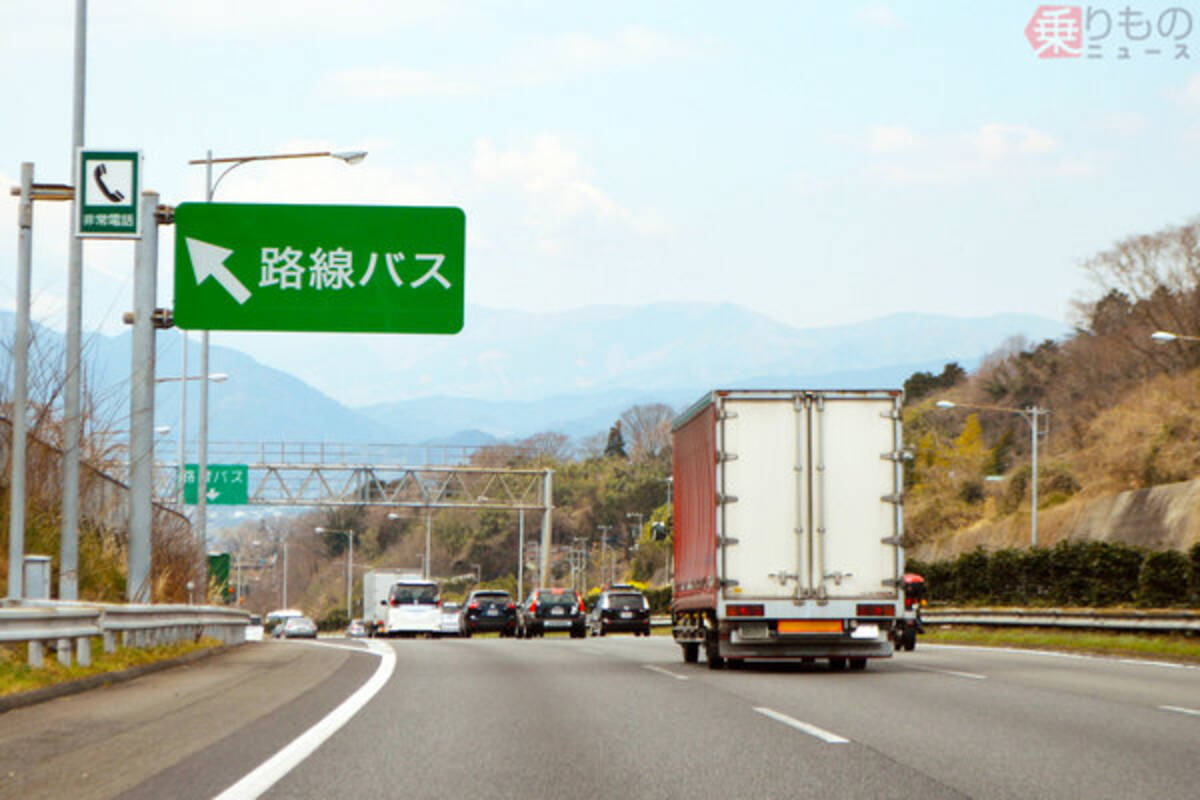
[3,636,1198,799]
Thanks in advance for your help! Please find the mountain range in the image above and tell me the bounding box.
[0,304,1069,448]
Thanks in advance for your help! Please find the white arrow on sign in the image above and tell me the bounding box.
[186,238,251,305]
[207,488,220,501]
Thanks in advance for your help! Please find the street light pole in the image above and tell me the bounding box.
[191,147,366,575]
[935,400,1046,547]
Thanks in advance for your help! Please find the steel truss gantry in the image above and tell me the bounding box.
[154,462,555,588]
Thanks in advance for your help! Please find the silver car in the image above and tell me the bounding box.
[279,616,318,639]
[438,602,462,637]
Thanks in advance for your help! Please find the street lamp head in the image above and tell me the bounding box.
[1151,331,1178,343]
[209,373,229,382]
[331,150,368,165]
[386,512,402,520]
[154,425,171,435]
[935,401,957,409]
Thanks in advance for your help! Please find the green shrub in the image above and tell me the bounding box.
[924,560,956,603]
[1049,541,1093,605]
[1084,542,1143,606]
[986,548,1023,604]
[954,548,990,603]
[1017,547,1052,604]
[1189,542,1200,605]
[1137,550,1191,607]
[319,607,349,631]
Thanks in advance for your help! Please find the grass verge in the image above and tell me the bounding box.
[0,637,225,697]
[921,626,1200,663]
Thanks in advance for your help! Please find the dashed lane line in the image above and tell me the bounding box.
[753,707,849,744]
[642,664,688,681]
[906,665,987,681]
[1159,705,1200,717]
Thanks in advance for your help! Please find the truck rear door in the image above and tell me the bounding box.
[719,391,902,601]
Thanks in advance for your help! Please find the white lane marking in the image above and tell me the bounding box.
[925,643,1200,671]
[753,707,849,744]
[282,640,372,655]
[907,665,987,681]
[1119,659,1185,670]
[1159,705,1200,717]
[642,664,688,681]
[214,638,396,799]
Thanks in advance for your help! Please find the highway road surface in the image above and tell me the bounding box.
[2,636,1198,799]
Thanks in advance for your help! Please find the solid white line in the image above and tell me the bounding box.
[1159,705,1200,717]
[924,643,1200,671]
[753,707,849,744]
[214,639,396,799]
[282,640,373,655]
[642,664,688,681]
[907,665,987,681]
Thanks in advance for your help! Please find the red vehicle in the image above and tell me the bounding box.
[894,573,926,651]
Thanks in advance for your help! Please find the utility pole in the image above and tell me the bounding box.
[7,163,34,601]
[597,525,612,588]
[127,190,159,603]
[60,0,88,601]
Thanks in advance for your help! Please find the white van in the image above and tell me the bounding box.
[377,580,441,636]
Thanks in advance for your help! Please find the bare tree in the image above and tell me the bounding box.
[619,403,675,462]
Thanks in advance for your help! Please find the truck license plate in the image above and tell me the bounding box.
[778,620,842,634]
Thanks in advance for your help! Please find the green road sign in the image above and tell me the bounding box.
[76,149,142,238]
[184,463,249,505]
[173,203,465,333]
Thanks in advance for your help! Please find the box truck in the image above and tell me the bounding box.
[671,389,905,670]
[363,570,441,637]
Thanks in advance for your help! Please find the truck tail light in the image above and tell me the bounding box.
[506,602,515,610]
[529,600,537,613]
[727,604,764,617]
[468,602,480,611]
[856,604,895,617]
[579,599,587,613]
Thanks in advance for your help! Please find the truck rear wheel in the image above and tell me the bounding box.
[829,657,847,671]
[681,642,699,663]
[849,657,867,670]
[705,633,724,670]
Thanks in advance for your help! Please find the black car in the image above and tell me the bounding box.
[588,589,651,636]
[518,588,586,638]
[461,590,518,637]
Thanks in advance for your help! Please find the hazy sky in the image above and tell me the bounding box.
[2,1,1199,338]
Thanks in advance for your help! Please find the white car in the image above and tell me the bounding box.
[245,614,264,641]
[438,602,462,637]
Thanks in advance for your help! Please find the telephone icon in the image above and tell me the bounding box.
[93,163,125,203]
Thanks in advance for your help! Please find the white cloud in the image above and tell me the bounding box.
[854,3,903,29]
[866,124,920,153]
[971,124,1057,159]
[472,134,628,223]
[319,67,477,99]
[1174,74,1200,109]
[319,25,696,99]
[858,122,1062,186]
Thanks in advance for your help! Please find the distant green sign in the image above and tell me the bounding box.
[173,202,465,333]
[76,149,142,238]
[184,463,249,505]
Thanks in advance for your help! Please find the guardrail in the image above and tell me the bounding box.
[923,607,1200,634]
[0,601,250,668]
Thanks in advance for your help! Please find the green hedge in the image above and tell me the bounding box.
[907,540,1199,608]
